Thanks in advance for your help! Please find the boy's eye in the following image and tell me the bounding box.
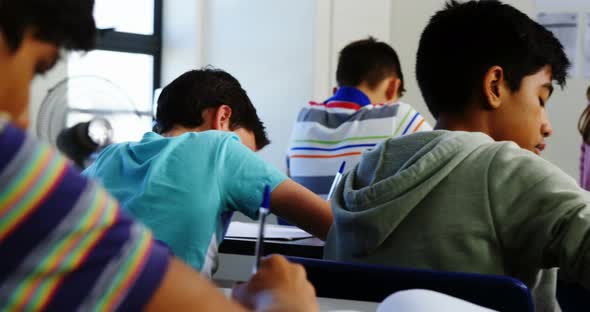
[34,62,49,75]
[539,98,545,107]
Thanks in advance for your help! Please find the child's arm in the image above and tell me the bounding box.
[147,255,318,312]
[488,143,590,289]
[270,179,333,240]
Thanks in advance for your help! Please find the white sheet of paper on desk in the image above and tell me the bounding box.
[225,221,313,241]
[377,289,496,312]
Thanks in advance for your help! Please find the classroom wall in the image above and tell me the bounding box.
[203,0,315,172]
[161,0,204,85]
[24,1,590,180]
[161,0,584,179]
[163,0,315,172]
[320,0,589,179]
[535,2,590,179]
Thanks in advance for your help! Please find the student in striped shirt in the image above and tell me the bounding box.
[0,0,318,311]
[287,37,432,198]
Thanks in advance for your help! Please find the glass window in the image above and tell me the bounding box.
[94,0,155,35]
[60,0,160,144]
[66,51,154,142]
[68,50,154,112]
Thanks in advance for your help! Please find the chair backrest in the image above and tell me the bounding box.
[287,256,534,312]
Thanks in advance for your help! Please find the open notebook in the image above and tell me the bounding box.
[225,221,313,241]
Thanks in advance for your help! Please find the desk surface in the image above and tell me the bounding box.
[220,288,377,312]
[220,221,325,259]
[219,236,324,259]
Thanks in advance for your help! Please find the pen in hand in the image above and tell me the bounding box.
[253,184,271,275]
[326,161,346,201]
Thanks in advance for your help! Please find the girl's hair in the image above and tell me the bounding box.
[578,85,590,144]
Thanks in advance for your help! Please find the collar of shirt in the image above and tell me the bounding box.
[324,86,371,107]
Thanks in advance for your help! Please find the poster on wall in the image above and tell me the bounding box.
[585,13,590,78]
[538,12,579,77]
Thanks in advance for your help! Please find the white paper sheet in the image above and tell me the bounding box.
[225,221,313,241]
[377,289,496,312]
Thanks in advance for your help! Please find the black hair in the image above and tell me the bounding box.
[416,0,570,118]
[0,0,95,52]
[336,37,406,96]
[154,67,270,150]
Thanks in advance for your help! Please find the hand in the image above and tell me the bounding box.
[232,255,318,312]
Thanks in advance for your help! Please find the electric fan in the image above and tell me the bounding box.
[36,75,151,168]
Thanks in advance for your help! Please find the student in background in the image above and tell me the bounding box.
[578,85,590,190]
[324,1,589,311]
[0,0,318,310]
[286,37,431,198]
[83,68,332,277]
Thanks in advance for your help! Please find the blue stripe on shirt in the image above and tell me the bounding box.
[290,144,377,152]
[402,112,420,135]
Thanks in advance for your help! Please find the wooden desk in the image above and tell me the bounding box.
[219,236,324,259]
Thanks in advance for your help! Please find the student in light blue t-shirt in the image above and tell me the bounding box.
[83,68,332,277]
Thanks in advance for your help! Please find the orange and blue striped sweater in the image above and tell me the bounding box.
[0,117,170,311]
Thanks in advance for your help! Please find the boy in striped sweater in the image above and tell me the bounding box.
[287,37,432,198]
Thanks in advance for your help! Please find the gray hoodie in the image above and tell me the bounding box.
[325,130,590,312]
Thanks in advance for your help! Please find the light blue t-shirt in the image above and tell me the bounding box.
[83,130,287,275]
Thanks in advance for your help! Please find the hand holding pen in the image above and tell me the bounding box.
[253,184,271,274]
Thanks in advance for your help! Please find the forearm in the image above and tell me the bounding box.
[146,258,248,312]
[270,179,333,240]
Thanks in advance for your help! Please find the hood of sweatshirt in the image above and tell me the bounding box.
[327,130,495,257]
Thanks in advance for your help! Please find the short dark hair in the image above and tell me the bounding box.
[416,0,570,118]
[336,37,406,96]
[0,0,95,52]
[154,67,270,150]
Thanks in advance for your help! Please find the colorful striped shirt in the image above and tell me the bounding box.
[0,117,170,311]
[287,87,432,198]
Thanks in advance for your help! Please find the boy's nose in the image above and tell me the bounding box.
[542,122,553,138]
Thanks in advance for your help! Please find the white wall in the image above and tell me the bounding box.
[159,0,589,179]
[318,0,588,179]
[313,0,394,100]
[161,0,205,85]
[23,0,586,179]
[202,0,315,172]
[533,2,590,179]
[388,0,534,125]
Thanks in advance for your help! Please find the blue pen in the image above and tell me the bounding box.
[253,184,271,274]
[326,161,346,201]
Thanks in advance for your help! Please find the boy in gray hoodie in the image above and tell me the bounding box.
[324,1,584,311]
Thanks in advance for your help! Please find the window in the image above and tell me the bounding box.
[66,0,162,142]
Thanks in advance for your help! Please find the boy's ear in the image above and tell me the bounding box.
[385,78,401,102]
[483,66,505,110]
[211,105,232,131]
[332,87,338,95]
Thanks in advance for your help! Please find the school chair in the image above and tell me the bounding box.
[286,256,534,312]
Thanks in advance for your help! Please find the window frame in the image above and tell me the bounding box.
[94,0,163,91]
